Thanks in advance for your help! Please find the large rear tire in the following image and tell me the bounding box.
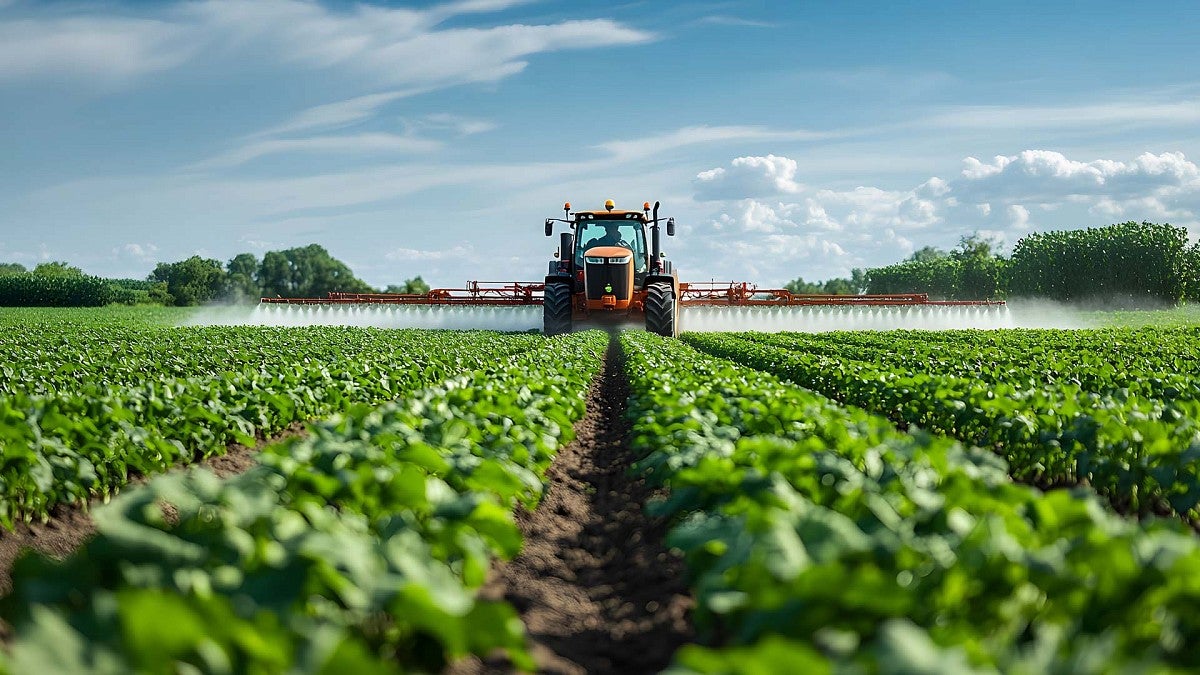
[543,283,573,336]
[645,281,678,337]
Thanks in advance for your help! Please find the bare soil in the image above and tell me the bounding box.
[450,339,693,675]
[0,422,306,596]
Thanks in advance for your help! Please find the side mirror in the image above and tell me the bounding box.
[666,217,676,237]
[545,219,554,236]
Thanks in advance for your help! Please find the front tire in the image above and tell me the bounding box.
[543,283,573,336]
[645,281,678,337]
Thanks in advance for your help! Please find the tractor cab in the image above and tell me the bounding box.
[574,214,649,276]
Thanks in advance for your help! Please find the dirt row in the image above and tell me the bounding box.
[450,340,693,674]
[1,341,696,672]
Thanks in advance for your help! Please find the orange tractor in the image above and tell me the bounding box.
[543,199,680,336]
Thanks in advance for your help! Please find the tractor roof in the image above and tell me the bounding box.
[574,210,648,220]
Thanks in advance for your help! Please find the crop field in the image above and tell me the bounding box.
[2,308,1200,673]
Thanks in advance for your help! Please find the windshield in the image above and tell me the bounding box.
[577,220,646,270]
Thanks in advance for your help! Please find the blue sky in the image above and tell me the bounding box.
[1,0,1198,288]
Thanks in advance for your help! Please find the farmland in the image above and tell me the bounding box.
[3,308,1200,673]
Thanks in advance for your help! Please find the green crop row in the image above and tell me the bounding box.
[751,328,1200,402]
[683,332,1200,520]
[0,325,521,398]
[0,331,607,674]
[621,331,1200,673]
[0,329,542,527]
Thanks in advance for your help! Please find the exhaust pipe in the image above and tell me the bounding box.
[560,231,573,262]
[651,201,661,272]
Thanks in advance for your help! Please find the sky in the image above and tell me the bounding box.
[1,0,1199,289]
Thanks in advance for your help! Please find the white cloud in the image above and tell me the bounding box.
[113,243,159,263]
[0,1,654,88]
[384,244,476,262]
[417,113,497,136]
[695,155,804,200]
[0,17,191,82]
[252,90,419,138]
[1007,204,1030,229]
[960,150,1198,194]
[184,1,653,86]
[693,15,776,29]
[689,150,1200,283]
[925,99,1200,131]
[955,150,1200,216]
[189,133,442,170]
[598,125,835,162]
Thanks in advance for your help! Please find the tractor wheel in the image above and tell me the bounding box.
[645,281,678,338]
[543,283,574,336]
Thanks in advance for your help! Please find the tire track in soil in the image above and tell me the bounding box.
[451,337,693,675]
[0,422,307,598]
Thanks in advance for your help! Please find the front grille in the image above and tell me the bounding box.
[585,261,632,299]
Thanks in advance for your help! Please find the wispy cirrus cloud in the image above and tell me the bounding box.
[249,90,423,138]
[187,133,442,171]
[0,16,192,83]
[0,0,655,88]
[926,98,1200,130]
[596,125,839,162]
[693,15,776,29]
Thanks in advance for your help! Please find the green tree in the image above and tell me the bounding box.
[821,278,855,295]
[907,246,946,263]
[33,261,84,277]
[150,256,228,306]
[951,233,999,260]
[0,263,27,276]
[783,277,823,294]
[385,276,431,295]
[257,244,374,298]
[849,268,868,294]
[226,253,261,302]
[951,233,1005,300]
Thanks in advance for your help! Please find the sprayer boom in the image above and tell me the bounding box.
[260,280,1004,308]
[260,282,545,306]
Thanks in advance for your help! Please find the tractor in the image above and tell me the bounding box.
[543,200,679,337]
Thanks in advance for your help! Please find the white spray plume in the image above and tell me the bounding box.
[679,299,1091,333]
[182,304,542,331]
[181,299,1091,333]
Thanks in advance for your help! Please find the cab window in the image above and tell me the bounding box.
[576,221,646,270]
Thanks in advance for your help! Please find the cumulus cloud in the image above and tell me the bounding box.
[695,155,804,200]
[114,242,160,262]
[958,150,1199,201]
[691,150,1200,283]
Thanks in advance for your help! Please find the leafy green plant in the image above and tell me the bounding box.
[623,331,1200,672]
[0,326,543,526]
[1,331,607,673]
[684,330,1200,520]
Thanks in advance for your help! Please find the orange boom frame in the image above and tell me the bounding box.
[262,200,1004,334]
[260,281,1004,307]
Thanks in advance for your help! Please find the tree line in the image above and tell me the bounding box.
[0,244,430,307]
[789,221,1200,305]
